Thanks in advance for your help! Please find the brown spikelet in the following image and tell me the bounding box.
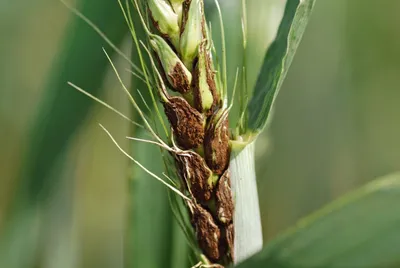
[168,62,191,93]
[215,169,234,224]
[175,151,213,203]
[163,96,205,149]
[192,57,204,112]
[192,204,221,262]
[225,224,235,262]
[204,112,230,175]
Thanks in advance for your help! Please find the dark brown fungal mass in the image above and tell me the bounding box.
[176,151,213,203]
[225,224,235,262]
[192,204,221,262]
[163,96,205,149]
[215,169,234,224]
[168,63,191,93]
[204,112,230,175]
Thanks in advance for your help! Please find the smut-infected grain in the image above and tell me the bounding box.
[204,112,230,175]
[192,204,221,262]
[168,62,191,93]
[215,169,234,224]
[175,151,213,203]
[225,224,234,262]
[163,96,205,149]
[192,58,203,112]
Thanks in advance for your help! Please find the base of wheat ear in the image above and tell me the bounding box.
[145,0,234,266]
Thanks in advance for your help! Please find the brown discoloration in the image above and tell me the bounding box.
[200,3,207,39]
[201,12,220,107]
[191,57,203,112]
[164,97,205,149]
[146,1,234,265]
[192,204,221,262]
[205,49,219,106]
[192,43,216,115]
[216,223,235,265]
[225,224,235,262]
[180,0,192,35]
[215,169,234,224]
[148,8,169,40]
[175,151,213,203]
[168,62,191,93]
[204,112,230,175]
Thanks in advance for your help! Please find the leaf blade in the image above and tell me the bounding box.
[238,173,400,267]
[246,0,316,137]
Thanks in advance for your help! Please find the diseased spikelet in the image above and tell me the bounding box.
[150,35,192,93]
[147,0,234,265]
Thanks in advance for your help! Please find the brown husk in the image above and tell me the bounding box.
[224,224,234,262]
[168,62,191,93]
[163,96,205,149]
[215,169,233,225]
[204,112,230,175]
[175,151,213,203]
[192,204,221,262]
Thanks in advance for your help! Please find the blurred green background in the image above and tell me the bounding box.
[1,0,400,267]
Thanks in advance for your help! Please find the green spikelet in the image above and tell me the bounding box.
[179,0,203,69]
[148,0,180,47]
[192,42,215,114]
[169,0,185,26]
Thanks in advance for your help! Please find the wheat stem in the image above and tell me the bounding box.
[230,142,263,264]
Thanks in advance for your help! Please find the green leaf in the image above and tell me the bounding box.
[238,172,400,268]
[246,0,316,138]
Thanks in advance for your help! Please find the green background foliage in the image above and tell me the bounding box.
[1,0,400,267]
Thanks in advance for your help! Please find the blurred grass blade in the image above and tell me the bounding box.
[126,129,176,267]
[238,172,400,267]
[14,0,128,208]
[246,0,316,137]
[0,0,128,266]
